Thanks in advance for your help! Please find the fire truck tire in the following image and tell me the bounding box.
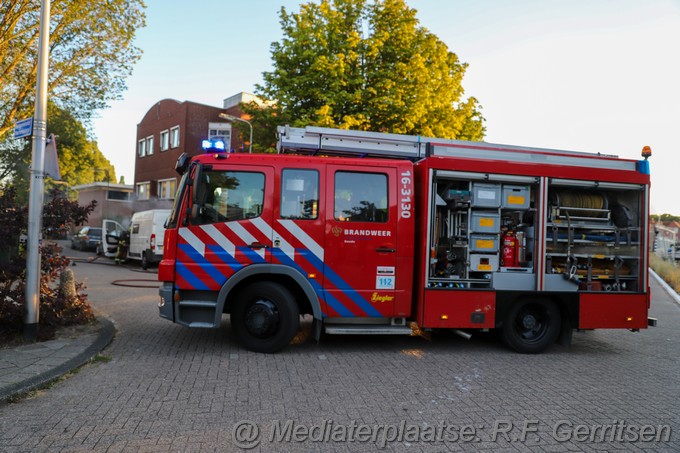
[501,299,561,354]
[231,282,300,353]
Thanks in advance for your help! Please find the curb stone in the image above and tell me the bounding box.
[0,316,116,404]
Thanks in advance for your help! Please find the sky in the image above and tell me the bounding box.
[91,0,680,215]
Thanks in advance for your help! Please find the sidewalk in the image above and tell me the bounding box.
[0,316,115,403]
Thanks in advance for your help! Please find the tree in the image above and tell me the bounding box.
[0,0,146,139]
[245,0,484,150]
[46,103,116,186]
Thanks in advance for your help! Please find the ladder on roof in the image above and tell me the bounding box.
[276,125,429,160]
[275,125,631,172]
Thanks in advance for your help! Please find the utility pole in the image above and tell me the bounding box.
[24,0,51,341]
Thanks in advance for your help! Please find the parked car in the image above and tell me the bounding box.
[70,226,102,251]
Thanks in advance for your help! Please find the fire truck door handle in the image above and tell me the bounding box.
[249,242,269,250]
[376,247,396,253]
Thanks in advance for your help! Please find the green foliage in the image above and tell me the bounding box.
[0,0,146,138]
[1,103,116,191]
[653,214,680,222]
[46,103,117,185]
[0,185,96,342]
[246,0,484,147]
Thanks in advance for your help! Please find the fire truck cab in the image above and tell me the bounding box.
[158,126,652,354]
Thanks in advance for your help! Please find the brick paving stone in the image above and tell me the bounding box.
[0,252,678,452]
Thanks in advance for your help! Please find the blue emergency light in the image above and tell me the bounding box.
[202,138,226,152]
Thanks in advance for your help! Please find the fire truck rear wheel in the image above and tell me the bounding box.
[231,282,300,353]
[501,299,561,354]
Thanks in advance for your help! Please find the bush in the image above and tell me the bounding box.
[0,185,96,343]
[649,254,680,294]
[0,242,94,342]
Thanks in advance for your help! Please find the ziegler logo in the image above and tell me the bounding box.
[371,292,394,303]
[331,226,343,237]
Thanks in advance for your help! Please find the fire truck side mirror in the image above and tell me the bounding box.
[192,162,204,204]
[175,153,190,175]
[190,162,206,221]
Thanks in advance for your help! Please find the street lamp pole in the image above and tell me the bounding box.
[219,113,252,153]
[24,0,51,341]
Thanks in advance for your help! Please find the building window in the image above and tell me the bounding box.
[146,136,154,156]
[281,169,319,220]
[334,171,388,222]
[158,178,176,200]
[170,126,180,148]
[160,130,169,151]
[138,139,146,158]
[107,190,131,201]
[136,182,150,200]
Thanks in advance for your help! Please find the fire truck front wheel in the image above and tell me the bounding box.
[231,282,300,353]
[501,299,561,354]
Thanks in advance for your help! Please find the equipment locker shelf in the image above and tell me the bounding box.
[544,184,643,292]
[428,175,536,290]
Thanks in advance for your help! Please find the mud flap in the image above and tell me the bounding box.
[558,316,573,347]
[312,317,322,343]
[158,282,175,322]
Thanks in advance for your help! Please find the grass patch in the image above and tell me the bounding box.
[90,353,112,363]
[650,254,680,293]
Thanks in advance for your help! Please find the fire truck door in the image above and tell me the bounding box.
[175,165,274,291]
[324,165,398,318]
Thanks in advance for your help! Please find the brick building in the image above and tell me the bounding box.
[134,92,258,209]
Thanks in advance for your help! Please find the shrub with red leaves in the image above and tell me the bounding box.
[0,186,96,343]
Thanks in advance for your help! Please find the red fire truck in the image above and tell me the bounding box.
[158,126,654,353]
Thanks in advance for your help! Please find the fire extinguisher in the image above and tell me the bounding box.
[501,230,517,267]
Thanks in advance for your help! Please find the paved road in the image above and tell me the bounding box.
[1,247,679,452]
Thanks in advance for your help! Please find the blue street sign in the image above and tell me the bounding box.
[14,118,33,139]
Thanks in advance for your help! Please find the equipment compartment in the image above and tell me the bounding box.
[545,182,644,293]
[429,174,537,290]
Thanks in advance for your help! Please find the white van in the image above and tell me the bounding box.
[128,209,171,269]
